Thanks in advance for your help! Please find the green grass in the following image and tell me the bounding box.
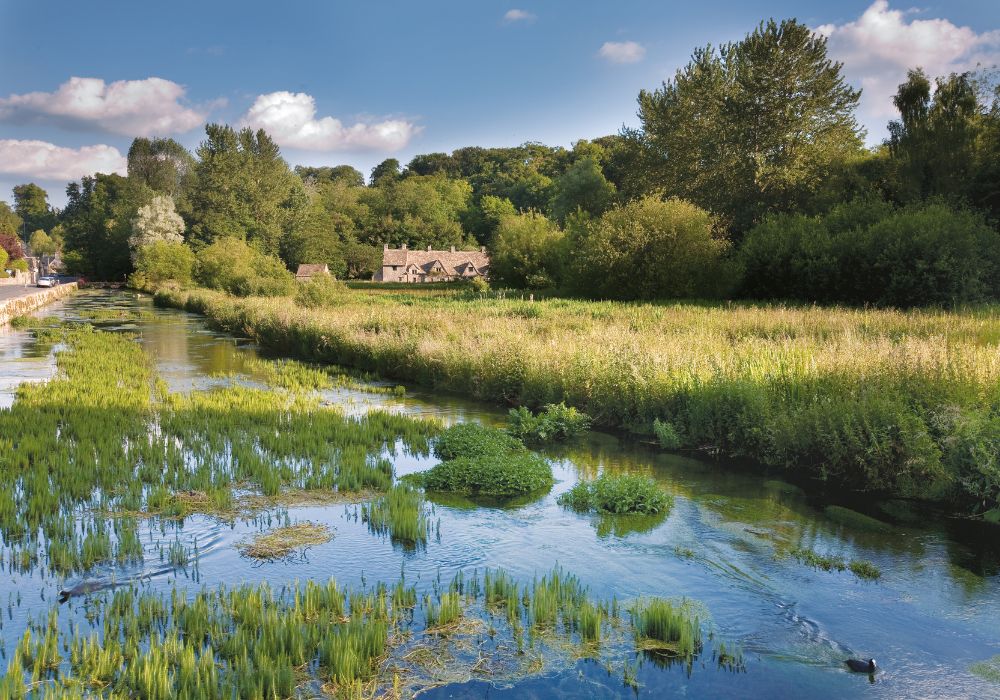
[559,473,672,515]
[362,485,430,547]
[786,547,883,581]
[153,286,1000,511]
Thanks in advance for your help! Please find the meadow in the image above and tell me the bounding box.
[154,286,1000,513]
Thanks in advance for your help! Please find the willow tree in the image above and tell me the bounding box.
[634,19,863,238]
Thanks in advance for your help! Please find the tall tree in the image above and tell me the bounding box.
[13,183,56,237]
[127,137,196,197]
[635,19,863,237]
[369,158,402,186]
[549,157,616,223]
[28,229,57,256]
[0,202,22,237]
[129,195,185,259]
[294,165,365,188]
[188,124,306,255]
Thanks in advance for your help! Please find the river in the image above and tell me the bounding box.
[1,289,998,699]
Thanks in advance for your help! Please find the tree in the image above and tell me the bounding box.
[491,211,565,289]
[294,165,365,188]
[0,202,22,237]
[405,153,458,178]
[635,19,863,237]
[194,237,295,297]
[369,158,401,186]
[188,124,306,255]
[280,195,349,278]
[342,241,381,279]
[567,197,730,300]
[0,232,26,261]
[130,241,196,290]
[13,183,56,236]
[61,174,152,279]
[129,195,185,258]
[28,229,57,256]
[359,174,472,248]
[127,137,196,197]
[549,157,616,223]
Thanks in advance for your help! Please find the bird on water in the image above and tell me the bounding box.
[845,658,877,673]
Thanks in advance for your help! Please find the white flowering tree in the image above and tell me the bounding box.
[129,195,185,260]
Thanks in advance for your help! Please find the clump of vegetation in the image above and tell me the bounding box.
[848,560,883,581]
[418,452,553,498]
[296,274,347,308]
[970,655,1000,684]
[631,598,701,658]
[433,422,525,460]
[653,419,683,450]
[362,485,430,547]
[559,474,671,515]
[129,240,195,291]
[236,522,332,560]
[507,402,592,443]
[786,548,883,581]
[194,237,295,297]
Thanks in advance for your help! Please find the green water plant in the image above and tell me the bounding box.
[507,402,592,443]
[418,452,553,498]
[362,485,430,547]
[559,474,671,515]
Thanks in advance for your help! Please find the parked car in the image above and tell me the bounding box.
[37,276,58,288]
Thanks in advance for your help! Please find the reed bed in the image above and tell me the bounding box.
[0,565,732,698]
[155,287,1000,510]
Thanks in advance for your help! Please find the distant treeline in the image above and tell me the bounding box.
[1,18,998,305]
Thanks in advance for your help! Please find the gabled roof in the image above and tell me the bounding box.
[296,263,329,278]
[381,246,490,276]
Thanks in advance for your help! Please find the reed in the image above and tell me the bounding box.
[362,485,429,547]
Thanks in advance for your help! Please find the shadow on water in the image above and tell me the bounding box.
[2,289,1000,698]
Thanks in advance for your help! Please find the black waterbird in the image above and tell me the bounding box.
[845,658,877,673]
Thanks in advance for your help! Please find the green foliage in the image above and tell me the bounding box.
[507,402,591,443]
[0,201,23,237]
[491,211,565,289]
[13,183,56,234]
[130,241,195,290]
[739,199,1000,305]
[653,419,682,450]
[630,598,701,658]
[362,485,430,547]
[194,237,295,297]
[420,453,552,498]
[635,19,862,238]
[567,197,731,300]
[0,247,7,272]
[10,258,28,273]
[550,156,616,224]
[433,423,525,460]
[359,174,472,249]
[558,474,671,515]
[28,229,57,256]
[295,274,347,308]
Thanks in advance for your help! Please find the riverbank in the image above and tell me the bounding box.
[0,283,78,325]
[153,286,1000,514]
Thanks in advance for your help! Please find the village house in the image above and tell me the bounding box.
[295,263,331,281]
[375,244,490,283]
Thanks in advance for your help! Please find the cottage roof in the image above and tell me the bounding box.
[381,246,490,276]
[296,263,329,278]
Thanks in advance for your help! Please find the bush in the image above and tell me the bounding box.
[653,419,682,450]
[130,241,195,291]
[420,452,553,497]
[433,423,525,461]
[491,211,565,289]
[507,402,592,443]
[566,197,731,300]
[296,274,346,308]
[739,199,1000,305]
[558,474,671,515]
[10,258,28,273]
[195,237,295,297]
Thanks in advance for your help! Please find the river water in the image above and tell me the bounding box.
[2,290,999,699]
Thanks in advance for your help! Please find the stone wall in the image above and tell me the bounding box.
[0,283,78,326]
[0,271,33,286]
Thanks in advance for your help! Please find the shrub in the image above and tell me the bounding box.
[296,274,346,308]
[507,402,592,443]
[558,473,671,515]
[491,211,566,289]
[130,241,195,290]
[433,423,524,461]
[653,419,682,450]
[10,258,28,273]
[566,197,731,300]
[0,247,7,273]
[195,237,295,297]
[420,452,553,497]
[468,276,490,294]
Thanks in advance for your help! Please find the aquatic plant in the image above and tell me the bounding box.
[559,474,671,515]
[848,560,882,581]
[786,548,883,581]
[418,452,553,498]
[631,598,701,658]
[970,654,1000,684]
[433,422,525,460]
[362,485,430,547]
[653,419,683,450]
[507,402,592,443]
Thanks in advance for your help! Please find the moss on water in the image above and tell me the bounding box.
[824,506,894,533]
[970,655,1000,684]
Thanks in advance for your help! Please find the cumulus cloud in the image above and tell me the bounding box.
[504,9,535,23]
[0,77,208,137]
[816,1,1000,121]
[598,41,646,64]
[0,140,127,180]
[239,91,419,151]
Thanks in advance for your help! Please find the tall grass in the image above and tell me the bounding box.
[155,287,1000,510]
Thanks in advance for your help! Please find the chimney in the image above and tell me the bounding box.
[481,246,487,254]
[383,243,389,250]
[402,243,407,250]
[427,245,432,251]
[450,245,456,253]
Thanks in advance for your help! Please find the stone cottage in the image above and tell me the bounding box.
[295,263,330,281]
[375,244,490,283]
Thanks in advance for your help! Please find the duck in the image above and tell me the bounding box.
[845,658,877,673]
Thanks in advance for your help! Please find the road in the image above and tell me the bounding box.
[0,284,44,303]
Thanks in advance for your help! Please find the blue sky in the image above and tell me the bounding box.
[1,0,998,207]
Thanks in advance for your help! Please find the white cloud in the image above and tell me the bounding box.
[239,91,419,152]
[816,1,1000,121]
[598,41,646,64]
[0,140,126,180]
[0,77,209,137]
[504,9,535,23]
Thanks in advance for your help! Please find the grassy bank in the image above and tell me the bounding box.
[154,286,1000,512]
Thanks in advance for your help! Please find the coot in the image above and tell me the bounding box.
[845,658,877,673]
